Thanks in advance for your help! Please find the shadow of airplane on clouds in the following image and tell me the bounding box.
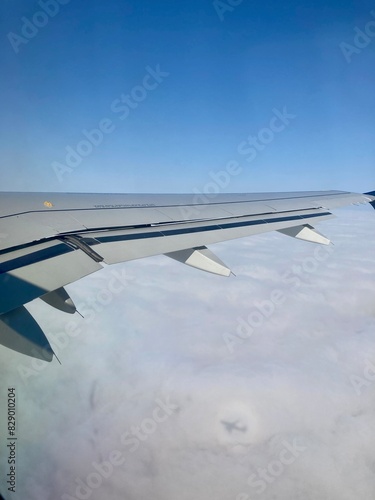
[221,420,248,434]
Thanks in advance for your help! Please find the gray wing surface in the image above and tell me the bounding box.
[1,190,374,361]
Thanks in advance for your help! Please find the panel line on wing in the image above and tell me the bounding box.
[93,211,332,244]
[0,191,347,220]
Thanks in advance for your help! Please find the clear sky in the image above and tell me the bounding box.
[0,0,374,193]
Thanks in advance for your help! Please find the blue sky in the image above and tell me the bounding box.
[0,0,374,193]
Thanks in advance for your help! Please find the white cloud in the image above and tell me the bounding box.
[1,207,375,500]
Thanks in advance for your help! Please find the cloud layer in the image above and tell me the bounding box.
[1,207,375,500]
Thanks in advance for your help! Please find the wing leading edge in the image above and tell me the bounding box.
[1,189,374,361]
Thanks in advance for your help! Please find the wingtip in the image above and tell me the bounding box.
[364,191,375,210]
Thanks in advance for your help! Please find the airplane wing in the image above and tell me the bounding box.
[1,189,374,361]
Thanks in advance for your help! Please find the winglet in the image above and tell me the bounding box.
[364,191,375,210]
